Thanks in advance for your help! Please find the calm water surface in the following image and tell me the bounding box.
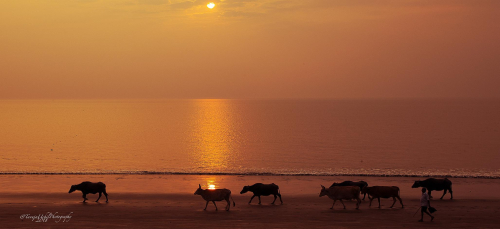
[0,99,499,177]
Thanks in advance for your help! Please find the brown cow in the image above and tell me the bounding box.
[319,185,361,210]
[361,186,403,208]
[194,184,235,211]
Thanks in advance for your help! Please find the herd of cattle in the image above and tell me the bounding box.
[69,178,453,211]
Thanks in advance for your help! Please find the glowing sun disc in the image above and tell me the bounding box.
[208,184,216,190]
[207,2,215,9]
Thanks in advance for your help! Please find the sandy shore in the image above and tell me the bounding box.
[1,175,499,228]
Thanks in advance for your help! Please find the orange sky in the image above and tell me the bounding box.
[1,0,499,99]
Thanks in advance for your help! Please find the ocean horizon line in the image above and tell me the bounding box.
[0,171,498,179]
[0,98,499,102]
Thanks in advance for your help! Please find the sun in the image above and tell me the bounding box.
[207,2,215,9]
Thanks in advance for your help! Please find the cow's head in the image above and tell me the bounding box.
[411,181,422,188]
[68,185,76,193]
[194,184,203,195]
[361,186,368,194]
[240,186,250,194]
[319,185,329,197]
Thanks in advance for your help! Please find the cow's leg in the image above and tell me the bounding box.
[82,193,87,203]
[428,190,433,199]
[397,196,404,208]
[377,197,381,208]
[449,188,453,199]
[103,190,109,202]
[258,196,261,205]
[226,198,231,211]
[96,192,102,202]
[369,196,373,207]
[363,192,366,200]
[440,189,448,200]
[390,197,396,208]
[272,194,277,204]
[212,201,218,211]
[339,199,346,209]
[204,201,209,210]
[330,200,337,209]
[278,193,283,204]
[356,198,360,209]
[249,195,256,204]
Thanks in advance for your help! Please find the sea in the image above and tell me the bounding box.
[0,99,499,178]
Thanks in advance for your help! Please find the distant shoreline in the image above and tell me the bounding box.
[0,172,498,179]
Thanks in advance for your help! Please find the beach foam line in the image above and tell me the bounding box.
[0,171,498,179]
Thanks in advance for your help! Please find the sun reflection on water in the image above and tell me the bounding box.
[190,100,238,172]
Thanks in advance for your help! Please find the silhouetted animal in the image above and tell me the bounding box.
[319,185,361,210]
[68,181,108,203]
[330,181,369,200]
[240,183,283,205]
[361,186,403,208]
[412,178,453,199]
[194,184,235,211]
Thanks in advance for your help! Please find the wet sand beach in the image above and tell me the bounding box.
[1,175,499,228]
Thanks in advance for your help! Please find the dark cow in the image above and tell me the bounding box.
[361,186,404,208]
[330,181,369,200]
[240,183,283,205]
[69,181,108,203]
[412,178,453,199]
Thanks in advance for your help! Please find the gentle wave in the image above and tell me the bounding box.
[0,171,498,179]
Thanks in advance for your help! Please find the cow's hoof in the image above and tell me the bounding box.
[329,208,333,210]
[271,203,275,205]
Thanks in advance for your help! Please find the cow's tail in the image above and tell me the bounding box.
[231,196,236,207]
